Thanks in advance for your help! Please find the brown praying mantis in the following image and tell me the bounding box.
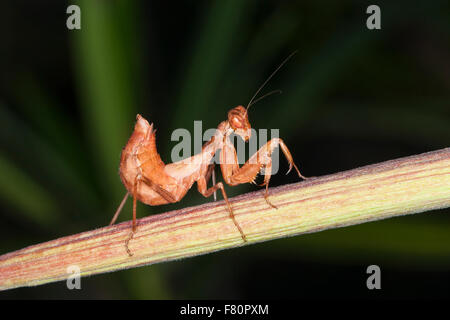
[109,52,308,255]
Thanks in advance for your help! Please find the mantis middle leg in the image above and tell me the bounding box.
[197,173,247,242]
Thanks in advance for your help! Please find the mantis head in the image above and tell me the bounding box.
[226,51,298,143]
[228,105,252,141]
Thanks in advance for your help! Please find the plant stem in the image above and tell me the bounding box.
[1,148,449,291]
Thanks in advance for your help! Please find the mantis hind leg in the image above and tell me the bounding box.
[125,175,179,256]
[125,175,140,256]
[109,176,141,231]
[109,192,130,226]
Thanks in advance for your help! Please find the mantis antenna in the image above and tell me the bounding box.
[246,89,282,109]
[245,50,298,112]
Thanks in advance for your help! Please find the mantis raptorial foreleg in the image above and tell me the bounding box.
[221,138,307,208]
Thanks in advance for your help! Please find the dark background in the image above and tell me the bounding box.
[0,0,449,299]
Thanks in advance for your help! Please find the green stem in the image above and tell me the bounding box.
[0,148,449,291]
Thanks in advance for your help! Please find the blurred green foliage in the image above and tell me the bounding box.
[0,0,449,298]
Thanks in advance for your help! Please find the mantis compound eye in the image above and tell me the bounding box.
[228,106,251,141]
[228,105,249,131]
[230,116,244,129]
